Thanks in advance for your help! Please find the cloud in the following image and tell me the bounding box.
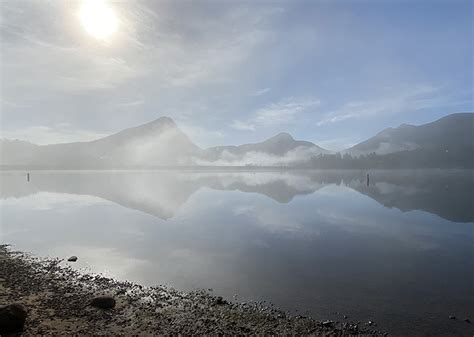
[193,146,326,167]
[179,124,224,148]
[115,100,145,107]
[251,87,271,96]
[0,0,279,94]
[0,0,287,143]
[0,0,471,148]
[317,85,441,126]
[0,125,108,145]
[230,120,256,131]
[231,97,320,131]
[0,99,31,108]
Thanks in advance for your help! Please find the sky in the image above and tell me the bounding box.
[0,0,472,150]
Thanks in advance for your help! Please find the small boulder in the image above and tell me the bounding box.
[349,324,358,332]
[464,318,471,323]
[116,288,126,295]
[214,296,227,305]
[0,303,27,334]
[90,296,116,309]
[321,320,334,328]
[68,256,78,262]
[449,315,456,320]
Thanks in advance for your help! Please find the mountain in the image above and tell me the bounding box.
[1,117,201,168]
[0,139,39,166]
[346,113,474,155]
[1,113,472,168]
[198,132,329,166]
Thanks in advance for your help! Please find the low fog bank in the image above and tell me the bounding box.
[192,146,324,167]
[1,113,473,169]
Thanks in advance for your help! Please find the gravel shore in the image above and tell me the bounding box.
[0,245,384,335]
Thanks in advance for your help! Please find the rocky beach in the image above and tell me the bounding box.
[0,245,384,335]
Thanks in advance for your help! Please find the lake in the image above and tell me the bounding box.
[1,169,473,336]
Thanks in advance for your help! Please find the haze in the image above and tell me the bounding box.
[1,0,472,150]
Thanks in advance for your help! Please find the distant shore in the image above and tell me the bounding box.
[0,245,384,335]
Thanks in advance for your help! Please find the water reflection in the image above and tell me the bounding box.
[0,170,473,337]
[1,169,472,222]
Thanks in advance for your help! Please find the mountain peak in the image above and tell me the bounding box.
[271,132,294,141]
[147,116,177,128]
[346,112,473,155]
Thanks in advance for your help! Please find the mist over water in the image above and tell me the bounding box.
[1,169,473,336]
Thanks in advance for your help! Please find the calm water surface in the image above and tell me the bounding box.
[1,169,473,336]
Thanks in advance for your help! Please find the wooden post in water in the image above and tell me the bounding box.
[27,173,30,182]
[366,173,369,186]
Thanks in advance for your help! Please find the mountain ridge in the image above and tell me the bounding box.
[346,112,473,155]
[1,112,472,168]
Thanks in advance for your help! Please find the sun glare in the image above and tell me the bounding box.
[79,0,118,40]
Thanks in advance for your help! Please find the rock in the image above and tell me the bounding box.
[464,318,471,323]
[116,288,126,295]
[368,320,374,326]
[321,320,334,328]
[68,256,78,262]
[343,315,348,319]
[449,315,456,320]
[90,296,116,309]
[214,296,227,305]
[349,324,358,332]
[0,303,27,334]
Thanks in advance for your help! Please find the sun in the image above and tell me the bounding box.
[79,0,118,40]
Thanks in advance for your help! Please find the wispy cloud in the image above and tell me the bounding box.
[116,100,145,107]
[317,85,441,126]
[193,146,326,166]
[179,124,224,148]
[0,125,108,145]
[1,0,471,147]
[230,120,256,131]
[0,99,31,108]
[251,87,271,96]
[231,97,320,131]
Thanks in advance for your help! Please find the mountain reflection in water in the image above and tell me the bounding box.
[1,169,472,222]
[1,169,473,337]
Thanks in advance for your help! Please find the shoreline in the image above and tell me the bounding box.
[0,245,384,335]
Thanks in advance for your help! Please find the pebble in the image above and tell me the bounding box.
[67,256,78,262]
[0,303,28,334]
[321,320,334,327]
[215,296,227,305]
[90,296,116,309]
[116,288,126,295]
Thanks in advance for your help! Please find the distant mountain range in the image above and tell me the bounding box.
[1,113,473,168]
[345,113,474,156]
